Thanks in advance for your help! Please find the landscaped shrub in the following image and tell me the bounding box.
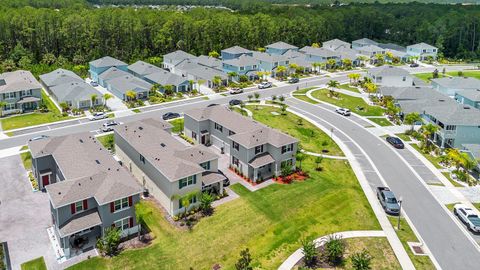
[350,249,372,270]
[301,238,318,268]
[97,227,121,257]
[323,235,345,266]
[235,248,253,270]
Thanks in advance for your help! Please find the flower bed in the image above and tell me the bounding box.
[228,166,266,186]
[274,170,309,184]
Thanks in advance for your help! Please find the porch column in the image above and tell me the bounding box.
[253,167,257,183]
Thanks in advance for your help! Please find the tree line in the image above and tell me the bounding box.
[0,2,479,76]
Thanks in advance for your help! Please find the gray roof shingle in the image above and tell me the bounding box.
[144,69,189,86]
[163,50,197,62]
[0,70,42,94]
[432,77,480,90]
[221,46,252,55]
[58,208,102,237]
[408,42,437,50]
[368,65,410,77]
[352,38,378,46]
[98,67,130,82]
[128,61,163,77]
[89,56,127,68]
[456,89,480,102]
[322,39,350,50]
[107,75,152,94]
[266,41,298,50]
[39,69,84,88]
[50,81,102,103]
[299,46,340,58]
[223,55,258,67]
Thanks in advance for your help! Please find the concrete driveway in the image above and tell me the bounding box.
[84,78,131,114]
[0,155,57,270]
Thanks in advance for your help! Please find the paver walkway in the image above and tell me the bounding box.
[279,230,386,270]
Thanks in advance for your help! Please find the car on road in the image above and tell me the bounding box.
[454,204,480,233]
[288,77,299,84]
[386,136,405,149]
[409,63,419,68]
[376,187,400,215]
[258,82,272,89]
[89,112,107,121]
[90,81,99,87]
[28,135,49,142]
[229,99,242,106]
[162,112,181,120]
[335,107,351,116]
[229,88,243,95]
[101,120,120,132]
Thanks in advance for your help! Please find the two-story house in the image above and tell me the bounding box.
[367,65,413,87]
[106,75,152,101]
[222,55,259,79]
[89,56,128,84]
[0,70,42,116]
[28,133,142,259]
[299,46,341,65]
[406,42,438,60]
[114,118,225,216]
[184,106,299,183]
[144,69,191,93]
[352,38,378,50]
[322,39,351,51]
[221,46,253,60]
[40,68,103,110]
[431,77,480,97]
[355,45,386,59]
[127,61,163,80]
[162,50,197,73]
[265,41,299,55]
[252,52,290,77]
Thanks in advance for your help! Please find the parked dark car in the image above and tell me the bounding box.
[409,63,419,68]
[386,136,405,149]
[376,187,400,215]
[288,77,299,84]
[229,99,242,106]
[162,112,181,120]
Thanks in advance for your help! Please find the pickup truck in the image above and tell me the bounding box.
[376,187,400,215]
[454,204,480,233]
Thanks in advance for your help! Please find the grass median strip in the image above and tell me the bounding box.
[310,89,384,116]
[367,117,393,126]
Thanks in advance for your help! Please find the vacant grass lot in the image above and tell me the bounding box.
[21,257,47,270]
[0,91,73,131]
[338,84,360,93]
[69,104,380,270]
[342,237,401,270]
[246,105,344,156]
[387,216,435,270]
[367,117,393,126]
[168,118,184,133]
[311,89,385,116]
[414,73,446,82]
[96,134,115,153]
[415,70,480,82]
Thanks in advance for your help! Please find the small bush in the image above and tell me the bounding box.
[350,249,372,270]
[301,238,317,268]
[323,235,345,266]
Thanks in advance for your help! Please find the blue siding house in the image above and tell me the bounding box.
[222,55,259,78]
[265,41,298,55]
[299,46,341,64]
[431,77,480,97]
[406,43,438,60]
[455,89,480,110]
[89,56,128,83]
[221,46,253,61]
[252,52,290,77]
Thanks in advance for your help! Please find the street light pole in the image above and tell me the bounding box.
[397,196,403,230]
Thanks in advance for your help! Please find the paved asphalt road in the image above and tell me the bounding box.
[286,98,480,270]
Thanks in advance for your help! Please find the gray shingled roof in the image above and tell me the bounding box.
[248,153,275,168]
[107,75,152,94]
[386,49,408,58]
[322,39,350,50]
[201,171,227,185]
[185,106,298,148]
[196,55,223,69]
[223,55,258,67]
[252,51,288,64]
[163,50,196,62]
[58,209,102,237]
[408,42,437,50]
[50,81,102,103]
[282,50,305,59]
[424,103,480,126]
[266,41,298,50]
[300,46,340,58]
[89,56,127,68]
[29,132,142,208]
[431,77,480,89]
[39,69,83,88]
[368,65,410,77]
[115,118,219,181]
[144,69,189,87]
[378,43,406,52]
[221,46,252,55]
[379,86,444,101]
[357,45,384,53]
[128,61,163,77]
[0,70,42,94]
[335,47,359,60]
[456,89,480,102]
[98,67,130,82]
[177,60,227,81]
[353,38,378,46]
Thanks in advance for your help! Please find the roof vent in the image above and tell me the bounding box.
[58,192,61,195]
[79,139,84,143]
[108,167,111,170]
[464,106,470,109]
[438,99,445,102]
[78,183,81,186]
[161,143,166,147]
[95,160,100,164]
[139,126,143,130]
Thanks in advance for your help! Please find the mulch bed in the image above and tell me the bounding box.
[273,171,309,184]
[294,245,344,269]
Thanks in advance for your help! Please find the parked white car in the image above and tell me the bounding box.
[454,204,480,232]
[258,82,272,89]
[335,107,351,116]
[89,112,107,121]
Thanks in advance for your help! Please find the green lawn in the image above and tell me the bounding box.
[367,117,393,127]
[0,91,73,131]
[292,87,317,95]
[20,151,32,170]
[446,70,480,79]
[96,134,115,153]
[21,257,47,270]
[338,84,360,93]
[442,172,464,187]
[410,144,443,169]
[414,73,446,82]
[387,216,435,270]
[168,118,184,133]
[311,89,385,116]
[396,133,412,142]
[246,105,344,156]
[341,238,401,270]
[69,156,379,270]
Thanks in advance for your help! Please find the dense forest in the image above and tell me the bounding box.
[0,1,479,75]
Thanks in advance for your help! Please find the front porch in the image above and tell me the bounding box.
[201,171,226,195]
[248,153,276,183]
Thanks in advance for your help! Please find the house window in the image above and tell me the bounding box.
[253,65,258,69]
[179,196,197,209]
[75,201,84,212]
[229,130,236,136]
[192,131,197,140]
[114,197,129,212]
[282,144,293,154]
[214,123,223,132]
[4,92,15,99]
[232,156,239,166]
[240,66,245,71]
[281,159,293,168]
[140,154,145,164]
[445,125,456,131]
[20,90,26,97]
[200,161,210,170]
[114,217,131,231]
[4,103,15,111]
[376,76,382,83]
[255,145,264,155]
[433,49,437,52]
[402,76,406,81]
[233,141,239,151]
[179,175,197,189]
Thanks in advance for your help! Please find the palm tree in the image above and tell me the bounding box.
[90,94,98,108]
[271,95,277,103]
[171,191,200,222]
[247,94,253,102]
[276,65,287,78]
[59,102,69,112]
[103,93,113,109]
[357,55,369,66]
[126,90,137,101]
[374,54,385,65]
[280,104,287,115]
[364,82,378,97]
[421,123,438,149]
[404,112,422,131]
[188,80,195,91]
[385,51,394,62]
[311,62,319,73]
[227,72,238,82]
[212,76,222,89]
[256,71,265,81]
[150,83,161,96]
[326,59,337,70]
[315,156,323,171]
[278,95,285,104]
[289,63,299,75]
[327,80,340,96]
[164,85,174,96]
[0,101,7,117]
[296,152,305,170]
[254,92,260,100]
[311,42,320,48]
[341,58,352,70]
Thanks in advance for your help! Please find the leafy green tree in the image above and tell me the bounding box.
[1,59,16,72]
[235,248,253,270]
[41,53,56,65]
[351,249,372,270]
[59,102,69,112]
[208,50,220,58]
[227,71,238,82]
[126,90,137,101]
[315,156,323,171]
[278,95,285,103]
[253,92,260,100]
[404,112,422,131]
[103,93,113,108]
[276,65,287,78]
[90,94,98,107]
[0,101,7,117]
[96,227,121,257]
[311,43,320,48]
[212,76,222,89]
